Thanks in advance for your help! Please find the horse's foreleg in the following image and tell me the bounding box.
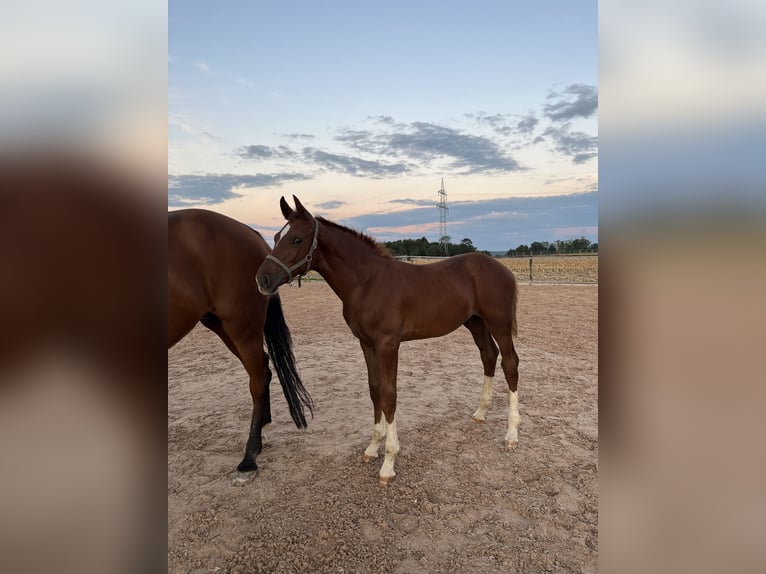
[376,341,400,485]
[379,413,399,485]
[361,341,386,461]
[363,413,387,462]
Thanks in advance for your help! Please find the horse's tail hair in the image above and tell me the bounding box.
[264,293,314,428]
[511,276,519,338]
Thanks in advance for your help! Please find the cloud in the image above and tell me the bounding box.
[368,115,400,126]
[471,112,514,136]
[544,84,598,122]
[169,114,218,140]
[389,198,436,206]
[336,121,523,174]
[302,147,410,178]
[367,222,444,237]
[283,132,316,140]
[193,60,213,75]
[236,93,595,179]
[516,113,539,135]
[314,200,346,210]
[237,144,296,160]
[542,123,598,164]
[234,77,255,88]
[469,210,524,220]
[339,191,598,250]
[236,142,410,177]
[167,172,311,206]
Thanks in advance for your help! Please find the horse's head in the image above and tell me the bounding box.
[256,195,319,295]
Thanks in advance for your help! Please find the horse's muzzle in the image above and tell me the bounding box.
[255,273,274,295]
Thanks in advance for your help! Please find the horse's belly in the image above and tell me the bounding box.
[400,304,468,341]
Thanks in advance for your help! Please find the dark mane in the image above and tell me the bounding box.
[317,217,393,259]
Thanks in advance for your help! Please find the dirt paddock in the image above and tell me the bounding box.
[168,282,598,573]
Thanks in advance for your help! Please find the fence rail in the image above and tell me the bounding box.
[298,254,598,285]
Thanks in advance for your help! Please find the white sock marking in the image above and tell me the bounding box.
[364,417,387,459]
[505,390,520,444]
[472,375,494,421]
[379,416,399,480]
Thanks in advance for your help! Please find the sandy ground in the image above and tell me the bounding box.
[168,282,598,573]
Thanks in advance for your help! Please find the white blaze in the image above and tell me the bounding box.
[275,223,290,245]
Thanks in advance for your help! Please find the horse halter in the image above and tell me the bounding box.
[265,218,320,285]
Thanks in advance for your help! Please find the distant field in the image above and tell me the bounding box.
[302,254,598,284]
[406,254,598,284]
[495,255,598,284]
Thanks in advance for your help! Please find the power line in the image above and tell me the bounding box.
[437,178,449,256]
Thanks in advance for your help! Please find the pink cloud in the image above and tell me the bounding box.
[367,222,443,236]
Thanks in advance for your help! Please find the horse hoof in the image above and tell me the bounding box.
[363,454,377,463]
[379,474,395,486]
[505,439,519,450]
[471,415,485,423]
[232,471,257,486]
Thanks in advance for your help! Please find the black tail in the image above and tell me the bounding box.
[263,294,314,428]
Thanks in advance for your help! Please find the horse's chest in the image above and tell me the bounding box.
[342,303,386,343]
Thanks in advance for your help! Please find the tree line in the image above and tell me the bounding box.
[505,237,597,256]
[382,236,484,257]
[381,235,597,257]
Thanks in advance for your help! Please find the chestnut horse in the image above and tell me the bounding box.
[255,196,520,485]
[169,209,313,480]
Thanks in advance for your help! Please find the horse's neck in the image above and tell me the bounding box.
[315,225,386,300]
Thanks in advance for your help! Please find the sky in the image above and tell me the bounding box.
[169,0,598,251]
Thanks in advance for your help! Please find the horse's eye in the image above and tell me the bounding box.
[293,237,303,245]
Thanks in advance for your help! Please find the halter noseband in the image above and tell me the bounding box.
[264,218,320,285]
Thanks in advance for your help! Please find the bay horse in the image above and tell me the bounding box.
[255,196,520,485]
[168,209,313,480]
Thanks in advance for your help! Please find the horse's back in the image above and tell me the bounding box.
[169,209,268,272]
[428,252,517,324]
[168,209,270,340]
[414,252,516,288]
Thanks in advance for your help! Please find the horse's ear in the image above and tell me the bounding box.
[293,195,310,217]
[280,196,294,220]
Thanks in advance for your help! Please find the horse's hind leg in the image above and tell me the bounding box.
[203,315,273,439]
[235,337,271,477]
[464,316,500,423]
[211,317,271,479]
[487,323,520,448]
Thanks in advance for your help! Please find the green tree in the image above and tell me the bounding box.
[571,236,591,253]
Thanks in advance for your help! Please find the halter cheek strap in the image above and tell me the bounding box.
[265,218,320,285]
